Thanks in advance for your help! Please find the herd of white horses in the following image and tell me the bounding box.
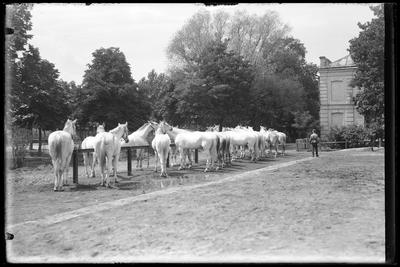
[48,119,286,191]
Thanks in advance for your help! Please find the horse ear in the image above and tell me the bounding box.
[73,119,77,123]
[125,121,128,125]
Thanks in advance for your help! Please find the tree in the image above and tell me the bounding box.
[5,4,33,60]
[167,9,289,71]
[249,74,305,137]
[75,47,151,131]
[138,70,171,120]
[348,4,384,128]
[172,40,254,129]
[10,45,70,130]
[5,4,33,126]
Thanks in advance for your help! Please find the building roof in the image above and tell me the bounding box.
[329,54,355,67]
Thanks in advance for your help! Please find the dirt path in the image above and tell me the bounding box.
[6,150,309,225]
[6,149,384,263]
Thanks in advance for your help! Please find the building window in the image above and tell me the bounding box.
[331,112,344,127]
[331,80,345,102]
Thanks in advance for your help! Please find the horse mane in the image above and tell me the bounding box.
[136,122,149,132]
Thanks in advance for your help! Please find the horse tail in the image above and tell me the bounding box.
[98,138,107,168]
[49,135,62,167]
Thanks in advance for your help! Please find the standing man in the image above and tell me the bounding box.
[309,129,319,157]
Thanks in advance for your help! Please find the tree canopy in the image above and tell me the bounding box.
[349,4,384,128]
[74,47,151,131]
[10,45,70,130]
[172,40,254,129]
[166,9,319,137]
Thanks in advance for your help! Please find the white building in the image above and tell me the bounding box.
[318,54,364,138]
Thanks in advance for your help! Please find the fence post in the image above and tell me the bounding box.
[345,140,348,149]
[195,149,199,164]
[127,148,132,176]
[72,149,78,184]
[378,138,381,148]
[147,147,150,168]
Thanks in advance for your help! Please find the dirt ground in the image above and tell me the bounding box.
[5,148,385,263]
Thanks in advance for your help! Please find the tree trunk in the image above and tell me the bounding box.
[38,127,42,155]
[29,128,33,150]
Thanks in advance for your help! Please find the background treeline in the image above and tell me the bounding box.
[6,5,384,143]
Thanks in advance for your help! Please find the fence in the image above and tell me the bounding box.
[296,138,384,152]
[71,144,199,184]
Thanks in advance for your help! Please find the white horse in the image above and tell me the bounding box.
[175,129,220,172]
[162,123,193,168]
[121,121,157,170]
[152,121,172,177]
[260,126,279,158]
[81,123,105,178]
[48,119,77,191]
[274,130,287,156]
[247,126,266,159]
[225,126,258,162]
[94,122,129,187]
[207,125,231,168]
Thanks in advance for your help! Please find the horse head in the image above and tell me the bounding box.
[115,122,129,143]
[158,121,173,134]
[122,122,129,143]
[64,119,77,137]
[96,122,106,134]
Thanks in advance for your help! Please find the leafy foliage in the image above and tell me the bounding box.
[167,9,319,138]
[170,40,254,128]
[75,47,151,131]
[138,70,172,120]
[327,125,381,148]
[5,4,33,60]
[10,45,70,130]
[349,4,384,127]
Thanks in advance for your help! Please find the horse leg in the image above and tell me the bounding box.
[83,153,89,178]
[53,161,59,191]
[99,157,105,187]
[204,149,210,172]
[91,152,97,178]
[160,150,167,177]
[106,155,113,187]
[163,150,169,177]
[254,142,259,162]
[178,148,185,170]
[154,150,158,173]
[187,149,193,168]
[63,153,72,186]
[112,154,118,184]
[58,169,63,191]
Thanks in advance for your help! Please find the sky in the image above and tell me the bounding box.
[28,3,378,84]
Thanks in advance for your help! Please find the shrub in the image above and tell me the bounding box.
[328,125,371,148]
